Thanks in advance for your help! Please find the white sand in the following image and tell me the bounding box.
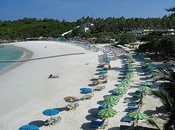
[0,41,161,130]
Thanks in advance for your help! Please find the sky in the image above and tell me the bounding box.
[0,0,175,21]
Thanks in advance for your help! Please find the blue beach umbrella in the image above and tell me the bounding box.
[99,71,108,75]
[43,108,59,119]
[80,88,92,94]
[19,125,39,130]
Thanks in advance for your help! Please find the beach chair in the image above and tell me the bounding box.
[121,115,133,122]
[45,116,61,126]
[93,86,105,91]
[90,119,107,129]
[132,95,141,100]
[135,90,142,94]
[98,105,107,110]
[73,102,79,110]
[80,93,94,100]
[65,103,79,110]
[128,100,139,106]
[125,106,138,112]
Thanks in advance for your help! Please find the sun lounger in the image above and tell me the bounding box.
[128,100,139,106]
[125,106,138,112]
[80,93,94,100]
[98,105,107,110]
[132,95,141,100]
[98,79,107,84]
[45,116,61,126]
[135,90,142,94]
[90,119,107,129]
[93,86,105,91]
[65,103,79,110]
[121,115,134,122]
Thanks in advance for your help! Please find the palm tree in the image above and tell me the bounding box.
[147,118,161,130]
[153,67,175,130]
[154,67,175,100]
[166,7,175,15]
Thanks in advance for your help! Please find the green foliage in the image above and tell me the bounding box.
[94,32,117,43]
[153,68,175,130]
[0,14,175,43]
[139,35,175,59]
[0,18,78,40]
[119,33,136,44]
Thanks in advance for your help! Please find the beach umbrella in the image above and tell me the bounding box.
[121,79,133,84]
[125,74,133,79]
[119,83,130,89]
[80,88,92,94]
[139,86,151,91]
[64,96,78,103]
[99,71,108,75]
[113,88,126,95]
[98,108,117,119]
[105,57,111,62]
[43,108,59,119]
[121,79,129,84]
[102,100,118,108]
[140,81,153,86]
[128,68,136,72]
[129,111,148,120]
[127,66,135,69]
[104,95,119,102]
[19,125,39,130]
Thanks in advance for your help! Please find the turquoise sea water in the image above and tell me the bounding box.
[0,46,24,71]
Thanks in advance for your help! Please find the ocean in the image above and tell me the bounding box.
[0,45,24,71]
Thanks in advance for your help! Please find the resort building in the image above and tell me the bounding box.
[129,29,175,36]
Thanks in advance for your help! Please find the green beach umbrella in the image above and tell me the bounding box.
[127,66,135,69]
[128,68,136,72]
[121,79,130,84]
[128,71,134,75]
[129,111,148,120]
[121,80,129,84]
[140,81,153,86]
[98,108,117,118]
[139,86,151,91]
[102,100,118,108]
[119,83,130,89]
[113,88,126,95]
[125,74,133,79]
[104,95,119,102]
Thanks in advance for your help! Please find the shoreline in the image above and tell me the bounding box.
[0,45,33,75]
[0,41,99,130]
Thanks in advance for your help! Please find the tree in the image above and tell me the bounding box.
[153,68,175,130]
[119,33,136,44]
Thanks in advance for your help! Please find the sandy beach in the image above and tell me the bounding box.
[0,41,161,130]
